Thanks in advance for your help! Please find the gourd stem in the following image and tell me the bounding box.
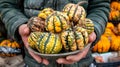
[77,1,88,6]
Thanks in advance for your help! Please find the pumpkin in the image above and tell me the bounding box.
[92,35,110,53]
[28,32,41,49]
[45,11,70,33]
[62,1,87,24]
[36,32,62,54]
[38,8,54,19]
[111,36,120,51]
[27,17,45,32]
[60,27,88,51]
[110,1,120,11]
[103,28,115,40]
[109,10,120,21]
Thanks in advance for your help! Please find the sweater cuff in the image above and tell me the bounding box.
[10,18,28,42]
[91,22,102,47]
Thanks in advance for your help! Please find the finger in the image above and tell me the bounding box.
[57,58,74,64]
[42,59,49,65]
[19,24,30,36]
[66,46,90,62]
[66,52,84,62]
[29,50,42,63]
[88,32,96,43]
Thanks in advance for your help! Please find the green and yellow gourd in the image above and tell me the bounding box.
[62,1,87,24]
[45,11,70,33]
[38,8,54,19]
[74,26,89,46]
[28,32,41,49]
[77,18,94,34]
[60,28,77,51]
[60,27,89,51]
[36,32,62,54]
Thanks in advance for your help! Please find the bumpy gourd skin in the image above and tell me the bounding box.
[92,35,110,53]
[28,32,41,49]
[38,8,54,19]
[60,28,77,51]
[60,27,89,51]
[111,36,120,51]
[36,32,62,54]
[45,11,70,33]
[74,26,89,45]
[77,18,94,35]
[27,17,45,32]
[62,2,86,24]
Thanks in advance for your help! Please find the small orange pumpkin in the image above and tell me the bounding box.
[92,35,110,53]
[110,36,120,51]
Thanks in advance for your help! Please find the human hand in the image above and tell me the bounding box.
[56,32,96,64]
[19,24,49,65]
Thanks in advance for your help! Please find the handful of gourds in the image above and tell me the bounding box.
[27,1,94,54]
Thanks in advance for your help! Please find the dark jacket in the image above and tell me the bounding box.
[0,0,110,67]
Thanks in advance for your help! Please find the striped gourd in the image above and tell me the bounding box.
[27,17,45,32]
[38,8,54,19]
[62,1,87,24]
[77,18,94,35]
[74,26,89,46]
[36,32,62,54]
[60,28,87,51]
[28,32,41,49]
[60,28,77,51]
[45,11,70,33]
[84,18,94,34]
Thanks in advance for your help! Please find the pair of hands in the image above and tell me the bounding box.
[19,24,96,65]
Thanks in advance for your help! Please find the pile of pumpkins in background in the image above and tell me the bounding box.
[0,39,21,57]
[92,0,120,53]
[27,1,94,54]
[109,0,120,21]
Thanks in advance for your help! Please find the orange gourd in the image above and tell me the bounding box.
[110,36,120,51]
[106,22,115,30]
[92,35,110,53]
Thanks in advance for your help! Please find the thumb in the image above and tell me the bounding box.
[19,24,30,36]
[88,32,96,43]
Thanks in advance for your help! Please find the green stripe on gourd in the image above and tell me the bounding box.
[36,32,62,54]
[60,28,77,51]
[28,32,41,49]
[74,26,89,46]
[74,31,84,50]
[84,18,94,34]
[45,11,70,33]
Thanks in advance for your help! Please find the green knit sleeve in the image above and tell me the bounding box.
[87,0,110,46]
[0,0,28,41]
